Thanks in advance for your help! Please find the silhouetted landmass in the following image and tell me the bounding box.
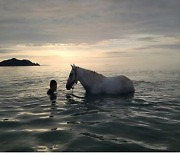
[0,58,40,66]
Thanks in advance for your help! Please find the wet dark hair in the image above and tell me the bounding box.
[50,80,57,88]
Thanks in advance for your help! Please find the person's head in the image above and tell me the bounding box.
[50,80,57,91]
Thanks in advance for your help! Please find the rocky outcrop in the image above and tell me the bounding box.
[0,58,40,66]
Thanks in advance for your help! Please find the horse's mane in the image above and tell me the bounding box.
[88,69,105,79]
[78,66,105,81]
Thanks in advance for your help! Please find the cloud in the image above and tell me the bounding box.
[0,0,180,46]
[0,47,19,54]
[150,44,180,50]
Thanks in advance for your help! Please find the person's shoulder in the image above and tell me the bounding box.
[47,89,53,95]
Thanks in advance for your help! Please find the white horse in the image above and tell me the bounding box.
[66,65,135,95]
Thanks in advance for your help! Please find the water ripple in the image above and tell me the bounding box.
[0,67,180,151]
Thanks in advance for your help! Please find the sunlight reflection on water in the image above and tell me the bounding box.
[0,66,179,151]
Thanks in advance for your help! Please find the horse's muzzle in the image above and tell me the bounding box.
[66,84,71,90]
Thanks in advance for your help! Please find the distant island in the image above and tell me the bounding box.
[0,58,40,66]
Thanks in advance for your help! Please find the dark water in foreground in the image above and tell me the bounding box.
[0,66,179,152]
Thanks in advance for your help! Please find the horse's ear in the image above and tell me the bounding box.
[71,64,77,69]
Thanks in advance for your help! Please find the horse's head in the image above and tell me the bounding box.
[66,64,78,90]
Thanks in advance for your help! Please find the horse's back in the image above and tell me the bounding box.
[102,75,135,94]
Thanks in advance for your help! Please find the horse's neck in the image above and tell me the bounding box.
[77,67,105,91]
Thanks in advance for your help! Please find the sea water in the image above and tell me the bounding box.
[0,65,179,152]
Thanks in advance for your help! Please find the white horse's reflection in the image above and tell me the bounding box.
[66,65,135,95]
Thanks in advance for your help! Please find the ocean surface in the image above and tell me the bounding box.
[0,65,179,152]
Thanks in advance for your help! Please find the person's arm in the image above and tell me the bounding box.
[47,89,57,100]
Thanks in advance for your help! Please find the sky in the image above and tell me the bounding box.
[0,0,180,69]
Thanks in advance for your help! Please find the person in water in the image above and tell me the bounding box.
[47,80,57,102]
